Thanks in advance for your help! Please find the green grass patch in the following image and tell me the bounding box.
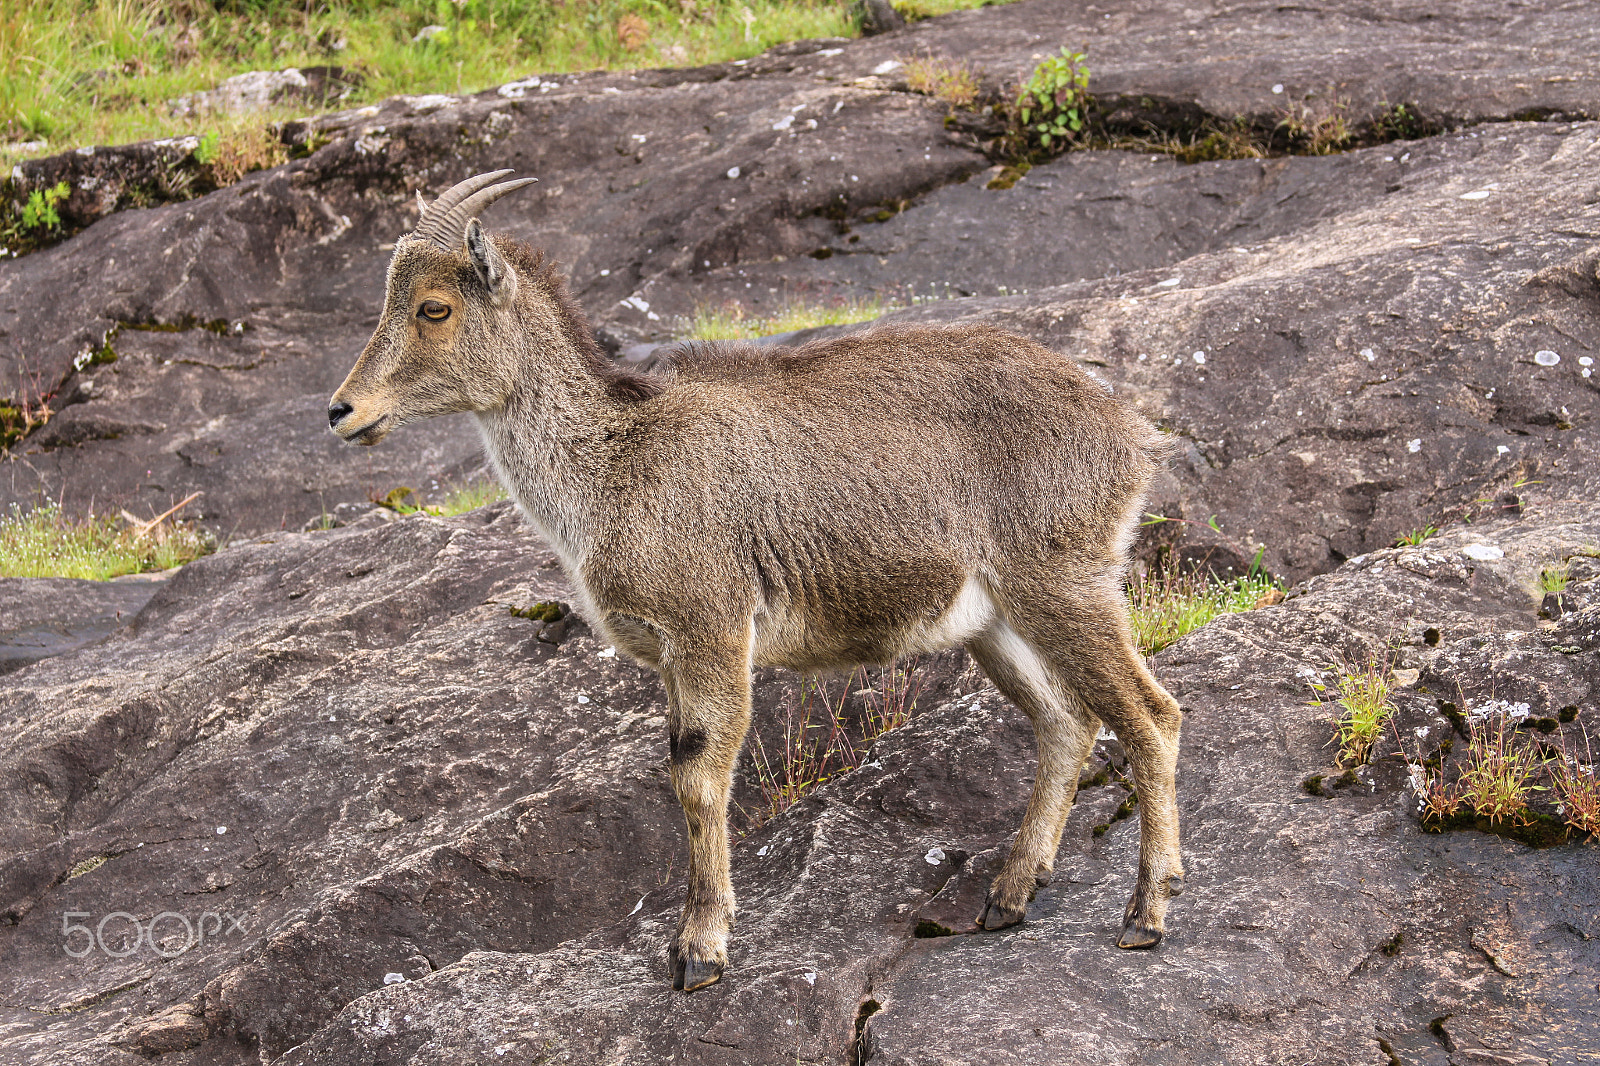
[680,295,898,340]
[1126,557,1281,656]
[373,479,508,517]
[0,501,213,579]
[2,0,1005,161]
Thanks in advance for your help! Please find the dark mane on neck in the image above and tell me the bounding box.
[500,238,666,403]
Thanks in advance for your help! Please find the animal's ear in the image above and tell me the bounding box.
[465,218,518,306]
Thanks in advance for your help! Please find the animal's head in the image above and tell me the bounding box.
[329,170,537,446]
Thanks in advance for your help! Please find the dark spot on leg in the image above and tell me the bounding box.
[669,727,708,765]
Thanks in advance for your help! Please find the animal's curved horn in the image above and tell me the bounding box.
[412,170,537,249]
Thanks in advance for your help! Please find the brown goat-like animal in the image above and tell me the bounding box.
[329,172,1186,992]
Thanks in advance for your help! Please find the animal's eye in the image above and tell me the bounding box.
[418,300,450,322]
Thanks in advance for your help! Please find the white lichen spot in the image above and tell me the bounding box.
[1534,350,1560,366]
[1361,348,1376,361]
[1461,544,1503,562]
[1271,84,1284,94]
[1192,351,1206,364]
[1580,356,1594,367]
[1157,277,1180,288]
[803,970,817,986]
[598,646,616,659]
[1468,699,1530,725]
[873,60,902,75]
[1459,189,1491,200]
[384,973,406,984]
[772,114,794,131]
[726,166,741,179]
[629,897,644,915]
[1497,444,1510,455]
[924,846,945,865]
[757,845,769,856]
[599,268,610,276]
[1407,438,1422,453]
[216,826,227,835]
[576,694,591,704]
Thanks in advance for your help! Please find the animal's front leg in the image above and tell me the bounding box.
[661,644,753,992]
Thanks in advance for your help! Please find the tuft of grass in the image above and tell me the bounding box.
[1312,653,1397,768]
[741,662,921,831]
[680,295,896,340]
[2,0,1008,161]
[1276,100,1353,155]
[1395,525,1440,548]
[901,52,979,110]
[1450,714,1543,825]
[1538,565,1569,594]
[0,500,213,579]
[1125,554,1281,656]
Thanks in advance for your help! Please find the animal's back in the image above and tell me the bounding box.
[653,323,1169,538]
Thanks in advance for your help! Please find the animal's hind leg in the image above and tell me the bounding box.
[1002,578,1185,949]
[967,621,1102,930]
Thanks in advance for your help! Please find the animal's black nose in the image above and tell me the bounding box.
[328,402,353,429]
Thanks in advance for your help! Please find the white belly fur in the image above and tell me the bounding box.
[902,576,996,653]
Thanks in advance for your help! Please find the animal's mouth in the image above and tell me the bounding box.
[338,416,391,446]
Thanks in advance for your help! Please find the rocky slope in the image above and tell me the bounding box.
[2,1,1599,1064]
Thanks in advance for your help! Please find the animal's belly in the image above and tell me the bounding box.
[753,576,995,670]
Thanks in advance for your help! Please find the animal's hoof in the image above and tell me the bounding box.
[976,894,1026,931]
[669,945,725,992]
[1116,921,1162,950]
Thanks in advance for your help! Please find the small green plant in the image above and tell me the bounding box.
[20,180,70,232]
[1313,654,1397,767]
[0,500,213,580]
[1125,551,1281,656]
[1010,46,1090,153]
[741,662,921,831]
[194,130,221,166]
[1396,525,1440,547]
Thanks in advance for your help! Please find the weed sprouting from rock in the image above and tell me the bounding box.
[1313,653,1398,767]
[1005,46,1090,156]
[740,662,922,831]
[1452,714,1544,825]
[902,52,979,110]
[1395,524,1440,547]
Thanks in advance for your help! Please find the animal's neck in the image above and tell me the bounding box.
[474,317,616,571]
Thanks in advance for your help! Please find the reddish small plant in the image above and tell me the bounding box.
[742,661,922,830]
[1550,731,1600,836]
